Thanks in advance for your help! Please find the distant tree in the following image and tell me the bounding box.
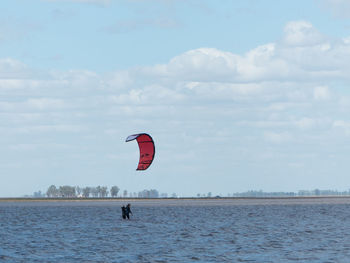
[138,189,160,198]
[100,186,108,197]
[82,187,91,198]
[59,185,76,197]
[149,189,159,198]
[76,186,82,197]
[110,186,120,197]
[123,190,128,197]
[138,190,149,198]
[96,186,101,197]
[207,192,212,198]
[46,185,58,197]
[90,187,98,197]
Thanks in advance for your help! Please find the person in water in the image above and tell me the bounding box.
[125,204,132,219]
[121,205,127,219]
[121,204,132,219]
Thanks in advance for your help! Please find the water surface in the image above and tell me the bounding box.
[1,198,350,262]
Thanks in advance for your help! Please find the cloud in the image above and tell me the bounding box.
[166,48,239,81]
[103,70,134,91]
[110,84,185,105]
[15,125,85,134]
[3,20,350,196]
[26,98,66,110]
[0,58,33,79]
[313,86,331,100]
[264,132,293,144]
[2,20,348,124]
[138,22,350,84]
[332,120,350,136]
[294,117,316,130]
[282,21,325,46]
[9,143,73,151]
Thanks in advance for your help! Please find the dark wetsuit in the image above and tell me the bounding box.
[125,205,132,219]
[121,206,127,219]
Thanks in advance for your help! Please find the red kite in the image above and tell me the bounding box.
[126,133,155,171]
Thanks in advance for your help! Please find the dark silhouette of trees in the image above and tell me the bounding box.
[138,189,159,198]
[44,185,115,198]
[46,185,59,197]
[82,187,91,198]
[100,186,108,197]
[110,186,120,197]
[59,185,76,197]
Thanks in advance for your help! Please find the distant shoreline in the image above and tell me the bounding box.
[2,196,350,206]
[2,196,350,201]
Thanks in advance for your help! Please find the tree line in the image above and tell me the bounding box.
[228,189,350,197]
[36,187,350,198]
[44,185,162,198]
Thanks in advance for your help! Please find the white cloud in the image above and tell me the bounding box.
[16,125,85,134]
[282,21,325,46]
[0,58,33,79]
[9,143,73,151]
[26,98,66,110]
[109,84,185,105]
[3,20,350,196]
[3,20,347,138]
[104,70,133,91]
[293,117,332,131]
[332,120,350,135]
[264,132,293,143]
[1,21,347,127]
[139,22,350,84]
[0,98,69,113]
[313,86,331,100]
[294,117,316,130]
[138,48,239,82]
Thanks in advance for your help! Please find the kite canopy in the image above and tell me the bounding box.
[126,133,155,171]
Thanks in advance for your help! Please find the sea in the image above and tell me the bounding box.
[1,198,350,262]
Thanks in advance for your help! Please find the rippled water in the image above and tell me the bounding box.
[2,199,350,262]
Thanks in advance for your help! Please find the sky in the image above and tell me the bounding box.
[1,0,350,197]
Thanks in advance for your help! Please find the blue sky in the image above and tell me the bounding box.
[2,0,350,197]
[2,0,349,71]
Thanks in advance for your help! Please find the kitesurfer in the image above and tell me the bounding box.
[121,204,132,219]
[121,205,127,219]
[125,204,132,219]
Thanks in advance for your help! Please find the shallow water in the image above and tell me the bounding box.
[1,199,350,262]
